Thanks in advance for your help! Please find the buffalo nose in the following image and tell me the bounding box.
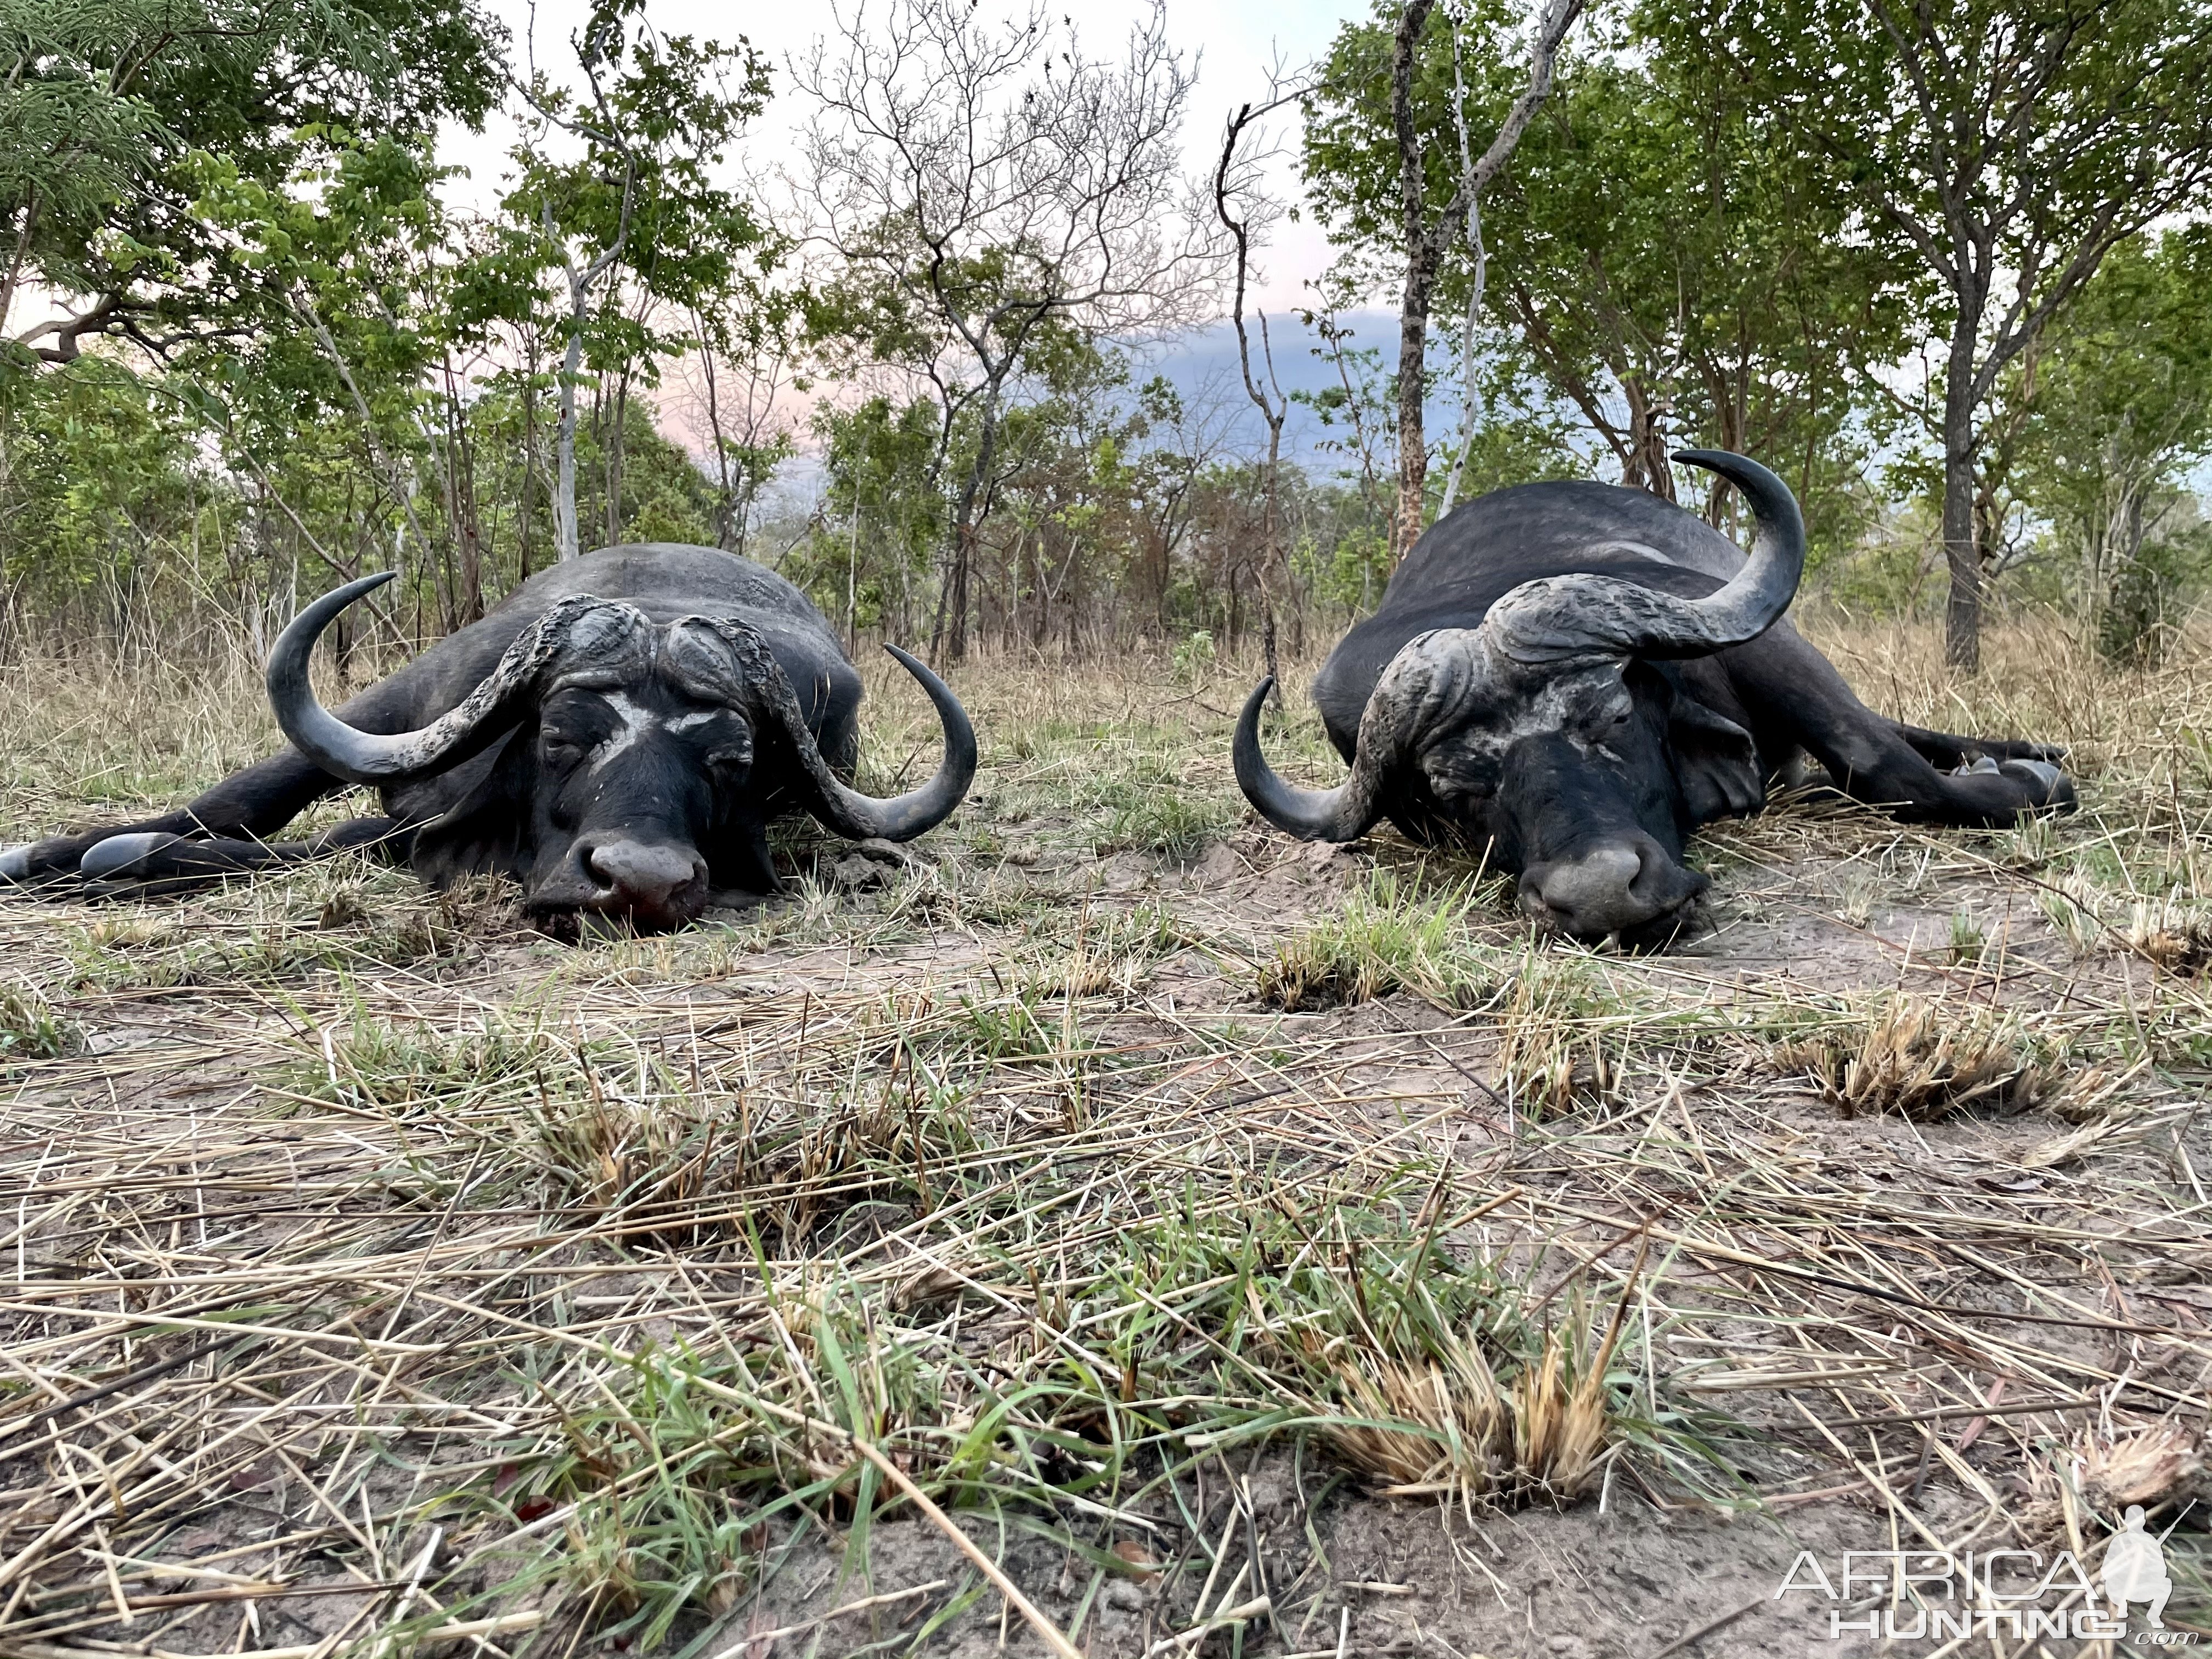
[1517,836,1706,940]
[582,839,708,927]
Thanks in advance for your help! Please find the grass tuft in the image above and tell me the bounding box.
[1495,949,1622,1115]
[2128,893,2212,973]
[1277,1231,1647,1506]
[0,980,79,1066]
[1257,868,1498,1010]
[1769,993,2064,1118]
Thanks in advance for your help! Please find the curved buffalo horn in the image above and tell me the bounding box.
[268,575,615,786]
[1480,450,1805,667]
[1233,667,1415,844]
[690,619,977,843]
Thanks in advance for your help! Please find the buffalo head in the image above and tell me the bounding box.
[268,575,975,933]
[1235,451,1803,942]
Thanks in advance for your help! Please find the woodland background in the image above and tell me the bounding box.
[5,0,2212,680]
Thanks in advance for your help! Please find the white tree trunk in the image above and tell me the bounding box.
[554,276,585,562]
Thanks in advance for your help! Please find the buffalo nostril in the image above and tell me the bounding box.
[1522,840,1703,939]
[1533,845,1642,920]
[583,840,704,913]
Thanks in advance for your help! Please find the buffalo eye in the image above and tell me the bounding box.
[539,728,590,767]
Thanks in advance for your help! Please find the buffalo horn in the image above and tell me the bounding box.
[1482,449,1806,665]
[1233,653,1431,844]
[268,575,616,786]
[690,618,977,843]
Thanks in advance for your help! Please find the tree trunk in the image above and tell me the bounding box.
[1396,261,1433,561]
[554,323,583,562]
[1391,0,1440,565]
[1620,375,1675,501]
[605,368,630,549]
[518,332,539,582]
[941,391,1002,665]
[1941,328,1982,672]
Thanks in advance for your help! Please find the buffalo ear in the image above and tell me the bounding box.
[408,728,536,886]
[1661,685,1764,821]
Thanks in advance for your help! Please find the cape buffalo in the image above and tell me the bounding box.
[1,546,976,934]
[1234,450,2072,943]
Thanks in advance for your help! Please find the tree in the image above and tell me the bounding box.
[1306,0,1581,565]
[795,0,1220,661]
[684,295,802,558]
[2013,228,2212,658]
[1214,68,1308,697]
[1696,0,2212,669]
[0,0,501,373]
[1468,38,1905,556]
[503,0,772,560]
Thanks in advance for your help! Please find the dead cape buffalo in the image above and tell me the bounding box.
[0,546,977,933]
[1234,450,2073,943]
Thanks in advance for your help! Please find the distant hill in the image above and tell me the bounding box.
[1123,307,1461,479]
[746,306,1480,522]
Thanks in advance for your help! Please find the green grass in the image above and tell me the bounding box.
[9,634,2212,1656]
[58,865,493,992]
[1256,867,1504,1010]
[450,1183,1733,1652]
[0,980,78,1066]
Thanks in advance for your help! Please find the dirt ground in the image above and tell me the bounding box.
[2,624,2209,1659]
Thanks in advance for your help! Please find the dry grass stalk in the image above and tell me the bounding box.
[2020,1419,2207,1537]
[2128,893,2212,973]
[1295,1233,1645,1510]
[1313,1330,1623,1505]
[1254,869,1494,1011]
[1770,993,2063,1118]
[1494,959,1616,1116]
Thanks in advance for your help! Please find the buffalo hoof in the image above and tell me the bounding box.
[1952,754,2074,815]
[0,844,29,882]
[2002,758,2075,811]
[80,832,185,880]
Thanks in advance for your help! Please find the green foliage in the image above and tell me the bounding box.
[0,359,210,610]
[0,0,503,376]
[0,980,78,1066]
[788,394,946,637]
[1304,1,1904,560]
[499,0,776,380]
[1694,0,2212,661]
[1170,628,1215,682]
[2012,230,2212,661]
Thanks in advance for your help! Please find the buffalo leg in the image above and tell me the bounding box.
[1731,629,2073,826]
[80,817,413,897]
[1887,721,2066,769]
[3,751,349,883]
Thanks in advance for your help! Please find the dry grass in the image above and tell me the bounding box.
[3,612,2211,1654]
[1768,992,2064,1119]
